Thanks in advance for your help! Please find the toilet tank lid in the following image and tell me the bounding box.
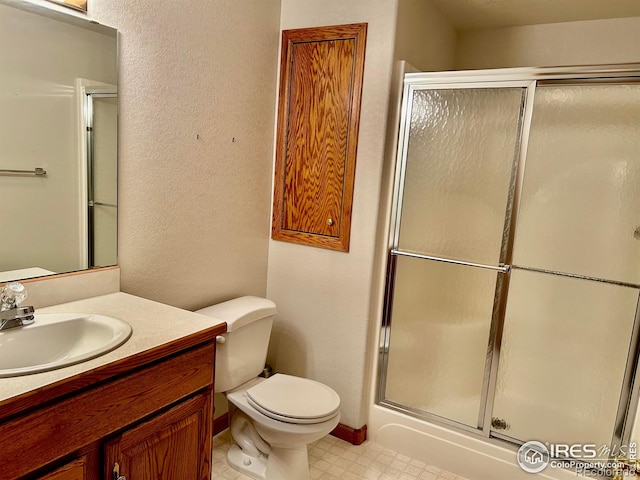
[196,296,276,332]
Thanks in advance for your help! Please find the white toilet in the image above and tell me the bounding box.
[197,296,341,480]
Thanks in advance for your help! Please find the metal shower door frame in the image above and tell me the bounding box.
[84,90,118,269]
[377,64,640,452]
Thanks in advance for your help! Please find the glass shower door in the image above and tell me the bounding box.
[381,86,527,429]
[492,84,640,448]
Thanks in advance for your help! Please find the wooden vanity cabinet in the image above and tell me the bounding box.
[0,325,224,480]
[104,391,212,480]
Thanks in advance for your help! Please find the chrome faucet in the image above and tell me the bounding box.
[0,282,35,331]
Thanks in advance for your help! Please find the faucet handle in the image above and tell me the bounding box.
[0,282,28,311]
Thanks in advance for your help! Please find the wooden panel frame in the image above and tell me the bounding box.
[272,23,367,252]
[45,0,87,13]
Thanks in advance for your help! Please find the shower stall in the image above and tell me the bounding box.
[376,64,640,473]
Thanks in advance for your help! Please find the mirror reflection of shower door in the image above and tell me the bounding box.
[492,84,640,448]
[382,86,527,429]
[86,93,117,268]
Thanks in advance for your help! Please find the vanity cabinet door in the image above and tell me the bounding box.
[38,457,88,480]
[104,391,212,480]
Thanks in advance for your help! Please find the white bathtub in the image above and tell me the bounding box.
[368,404,583,480]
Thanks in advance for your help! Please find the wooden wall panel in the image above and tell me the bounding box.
[272,23,367,252]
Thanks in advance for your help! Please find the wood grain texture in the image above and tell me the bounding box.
[36,447,102,480]
[272,23,367,252]
[330,422,367,446]
[38,456,88,480]
[0,344,215,479]
[283,39,353,237]
[213,411,229,436]
[0,323,224,423]
[104,391,212,480]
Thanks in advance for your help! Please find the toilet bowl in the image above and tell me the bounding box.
[226,375,340,479]
[196,296,341,480]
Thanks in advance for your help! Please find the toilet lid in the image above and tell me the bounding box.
[246,374,340,424]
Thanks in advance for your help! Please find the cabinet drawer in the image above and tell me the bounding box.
[38,457,87,480]
[0,343,214,479]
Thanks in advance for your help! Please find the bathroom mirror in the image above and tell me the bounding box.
[0,0,118,283]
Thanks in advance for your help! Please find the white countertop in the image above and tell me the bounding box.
[0,267,57,283]
[0,292,225,404]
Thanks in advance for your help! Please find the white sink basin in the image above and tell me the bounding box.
[0,313,132,377]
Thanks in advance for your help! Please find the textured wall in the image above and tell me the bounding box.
[455,16,640,69]
[266,0,398,429]
[89,0,281,309]
[395,0,456,72]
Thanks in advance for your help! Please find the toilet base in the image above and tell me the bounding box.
[227,443,311,480]
[265,445,310,480]
[227,444,267,480]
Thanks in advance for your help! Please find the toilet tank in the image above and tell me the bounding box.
[196,296,276,393]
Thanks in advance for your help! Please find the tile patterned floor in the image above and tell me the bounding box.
[212,430,471,480]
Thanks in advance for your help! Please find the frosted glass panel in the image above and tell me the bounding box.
[91,96,117,267]
[513,85,640,284]
[385,256,498,427]
[92,96,117,207]
[93,205,117,267]
[493,269,639,447]
[398,88,525,266]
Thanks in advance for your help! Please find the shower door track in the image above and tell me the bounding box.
[377,63,640,457]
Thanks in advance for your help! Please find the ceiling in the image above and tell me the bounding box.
[427,0,640,30]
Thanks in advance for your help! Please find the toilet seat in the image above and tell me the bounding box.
[246,374,340,425]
